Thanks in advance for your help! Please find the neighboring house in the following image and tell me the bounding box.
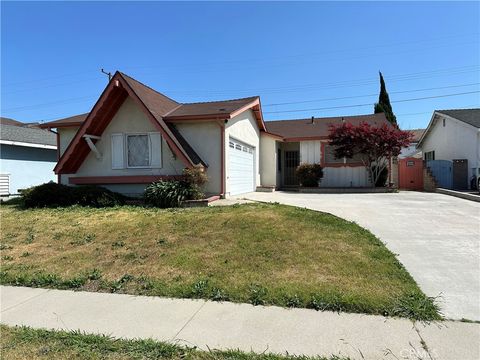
[399,128,425,159]
[40,71,391,198]
[0,121,57,196]
[417,109,480,190]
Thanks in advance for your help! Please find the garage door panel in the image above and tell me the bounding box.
[228,138,254,196]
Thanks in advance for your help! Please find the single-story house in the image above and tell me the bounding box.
[40,71,391,198]
[417,108,480,190]
[399,128,424,159]
[0,119,57,196]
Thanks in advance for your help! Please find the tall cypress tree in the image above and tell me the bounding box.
[374,72,397,126]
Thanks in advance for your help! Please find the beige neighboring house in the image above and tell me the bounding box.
[40,71,391,198]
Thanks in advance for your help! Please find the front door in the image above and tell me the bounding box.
[284,151,300,186]
[453,159,468,190]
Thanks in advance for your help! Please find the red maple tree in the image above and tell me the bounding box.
[328,122,413,187]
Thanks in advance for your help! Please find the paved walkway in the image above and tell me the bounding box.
[243,191,480,321]
[1,286,479,360]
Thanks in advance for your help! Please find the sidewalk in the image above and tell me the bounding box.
[1,286,479,359]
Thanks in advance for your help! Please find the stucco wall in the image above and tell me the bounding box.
[420,114,480,185]
[58,127,78,156]
[0,144,57,194]
[62,97,185,193]
[259,134,277,187]
[175,121,221,195]
[321,166,370,187]
[225,110,260,196]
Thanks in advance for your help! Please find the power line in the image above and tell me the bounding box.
[4,81,480,115]
[263,91,480,114]
[263,82,480,107]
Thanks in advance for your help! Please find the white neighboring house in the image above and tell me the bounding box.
[417,109,480,189]
[399,129,425,159]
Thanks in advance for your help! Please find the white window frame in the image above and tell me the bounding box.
[120,132,162,169]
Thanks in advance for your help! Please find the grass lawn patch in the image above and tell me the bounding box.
[0,203,440,320]
[0,325,347,360]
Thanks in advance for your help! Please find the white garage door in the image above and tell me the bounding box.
[228,138,255,195]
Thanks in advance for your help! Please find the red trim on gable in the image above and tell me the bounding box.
[69,175,183,185]
[54,80,128,174]
[116,75,194,168]
[54,72,201,175]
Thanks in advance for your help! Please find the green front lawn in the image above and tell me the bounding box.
[0,325,346,360]
[0,203,439,320]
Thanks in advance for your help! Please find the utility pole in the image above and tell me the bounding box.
[100,68,112,81]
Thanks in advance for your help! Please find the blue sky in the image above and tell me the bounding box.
[1,1,479,129]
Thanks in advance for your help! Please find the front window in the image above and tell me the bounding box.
[127,134,150,167]
[324,144,344,164]
[424,151,435,161]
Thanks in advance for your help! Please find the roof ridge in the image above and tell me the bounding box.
[436,108,480,112]
[181,95,259,105]
[117,71,180,105]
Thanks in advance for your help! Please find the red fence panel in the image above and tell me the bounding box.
[399,158,424,191]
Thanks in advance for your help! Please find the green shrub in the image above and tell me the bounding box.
[296,163,324,187]
[22,183,76,208]
[73,185,126,207]
[144,180,191,208]
[183,166,208,200]
[21,183,126,208]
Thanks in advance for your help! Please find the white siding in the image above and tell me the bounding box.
[321,167,371,187]
[300,140,321,164]
[420,114,480,186]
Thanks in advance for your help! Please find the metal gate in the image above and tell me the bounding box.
[398,158,424,190]
[453,159,468,190]
[427,160,452,189]
[284,151,299,186]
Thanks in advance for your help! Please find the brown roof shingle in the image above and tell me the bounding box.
[39,113,88,128]
[265,113,390,139]
[164,97,259,119]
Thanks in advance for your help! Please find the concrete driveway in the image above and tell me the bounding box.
[243,191,480,321]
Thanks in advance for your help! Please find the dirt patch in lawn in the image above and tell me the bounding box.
[0,203,440,320]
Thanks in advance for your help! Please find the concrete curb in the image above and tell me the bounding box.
[436,188,480,202]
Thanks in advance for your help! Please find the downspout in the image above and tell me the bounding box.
[218,121,226,197]
[48,128,61,184]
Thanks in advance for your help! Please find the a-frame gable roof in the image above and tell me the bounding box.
[55,72,205,174]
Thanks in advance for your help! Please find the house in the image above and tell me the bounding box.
[417,109,480,190]
[399,128,424,159]
[39,71,391,198]
[0,119,57,196]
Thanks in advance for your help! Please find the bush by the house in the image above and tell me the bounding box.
[144,180,192,208]
[21,182,126,208]
[296,163,324,187]
[72,185,126,207]
[183,166,208,200]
